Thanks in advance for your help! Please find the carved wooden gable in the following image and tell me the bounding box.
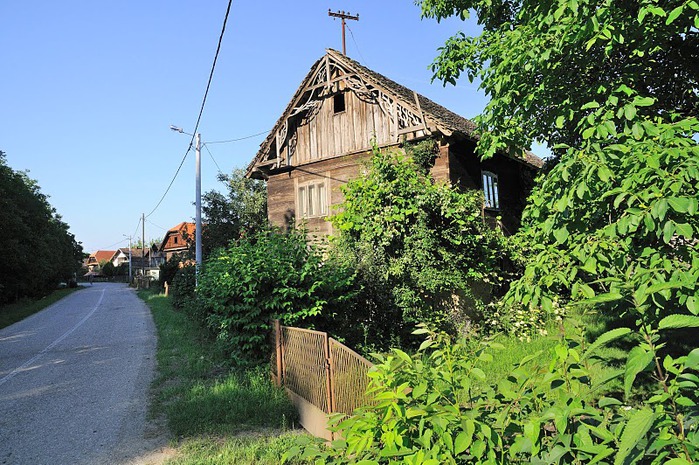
[248,50,443,179]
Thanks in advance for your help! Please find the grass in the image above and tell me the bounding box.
[137,289,300,464]
[0,287,82,330]
[480,312,629,396]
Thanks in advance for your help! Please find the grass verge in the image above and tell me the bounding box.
[0,286,82,330]
[137,289,300,465]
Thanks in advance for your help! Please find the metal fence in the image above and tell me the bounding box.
[271,320,373,437]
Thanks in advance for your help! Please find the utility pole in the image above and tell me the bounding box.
[328,9,359,55]
[142,213,146,279]
[195,132,202,283]
[123,234,132,283]
[170,125,203,285]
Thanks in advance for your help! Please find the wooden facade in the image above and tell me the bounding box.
[247,49,542,235]
[160,222,195,261]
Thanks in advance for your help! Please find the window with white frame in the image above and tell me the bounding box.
[482,171,499,209]
[298,181,328,218]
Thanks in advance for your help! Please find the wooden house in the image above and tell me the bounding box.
[160,222,195,261]
[246,49,542,235]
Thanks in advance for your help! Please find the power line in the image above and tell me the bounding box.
[189,0,233,144]
[145,144,193,218]
[99,237,128,250]
[132,217,142,239]
[206,129,270,144]
[144,0,233,219]
[346,23,368,66]
[202,143,224,177]
[146,219,168,232]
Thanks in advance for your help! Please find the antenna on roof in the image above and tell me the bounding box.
[328,9,359,56]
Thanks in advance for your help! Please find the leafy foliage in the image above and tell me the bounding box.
[420,0,699,156]
[171,264,197,310]
[419,0,699,338]
[201,169,267,258]
[0,152,83,304]
[192,228,355,366]
[287,320,699,464]
[507,113,699,332]
[330,142,513,345]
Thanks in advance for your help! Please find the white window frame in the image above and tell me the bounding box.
[297,180,328,219]
[482,171,500,210]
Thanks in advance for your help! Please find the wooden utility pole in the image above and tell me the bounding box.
[328,9,359,55]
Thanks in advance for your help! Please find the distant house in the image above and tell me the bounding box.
[86,250,117,272]
[246,49,542,236]
[113,246,165,272]
[160,222,195,261]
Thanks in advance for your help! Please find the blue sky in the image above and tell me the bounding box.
[1,1,493,253]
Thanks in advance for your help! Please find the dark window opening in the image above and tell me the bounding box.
[333,93,346,113]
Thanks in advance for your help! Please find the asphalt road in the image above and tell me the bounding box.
[0,283,160,465]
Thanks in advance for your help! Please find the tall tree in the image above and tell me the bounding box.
[420,0,699,157]
[0,152,83,303]
[201,169,267,257]
[418,0,699,329]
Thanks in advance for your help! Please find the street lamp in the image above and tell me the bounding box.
[170,125,203,278]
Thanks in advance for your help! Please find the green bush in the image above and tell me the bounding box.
[171,264,197,310]
[287,319,699,464]
[159,255,182,289]
[195,228,355,366]
[330,143,513,346]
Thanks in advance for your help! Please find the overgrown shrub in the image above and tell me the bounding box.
[194,228,355,366]
[159,255,182,289]
[330,143,513,346]
[287,318,699,464]
[171,264,197,310]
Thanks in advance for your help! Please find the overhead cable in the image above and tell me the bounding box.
[144,0,233,219]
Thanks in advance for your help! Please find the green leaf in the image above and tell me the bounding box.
[598,396,622,407]
[624,347,653,398]
[664,459,693,465]
[659,315,699,330]
[632,96,655,107]
[555,115,566,129]
[583,327,631,359]
[675,222,693,239]
[666,5,684,24]
[582,101,600,110]
[685,349,699,370]
[454,429,473,455]
[668,197,691,213]
[663,221,676,243]
[578,291,623,306]
[614,408,655,465]
[553,227,570,244]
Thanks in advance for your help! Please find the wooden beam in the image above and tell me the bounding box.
[254,157,282,168]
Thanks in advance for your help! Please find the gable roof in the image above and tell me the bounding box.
[160,222,195,251]
[247,49,542,177]
[90,250,117,264]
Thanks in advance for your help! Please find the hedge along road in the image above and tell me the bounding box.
[0,283,161,465]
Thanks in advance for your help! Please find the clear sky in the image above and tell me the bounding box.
[1,1,493,253]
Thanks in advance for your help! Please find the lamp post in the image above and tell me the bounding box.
[170,125,203,278]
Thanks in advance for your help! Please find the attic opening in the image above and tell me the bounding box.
[333,92,346,113]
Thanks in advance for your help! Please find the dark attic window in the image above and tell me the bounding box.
[333,92,346,113]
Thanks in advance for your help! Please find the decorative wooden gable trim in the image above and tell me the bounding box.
[247,50,446,179]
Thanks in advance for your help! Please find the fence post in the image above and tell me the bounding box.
[324,333,335,415]
[274,320,284,387]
